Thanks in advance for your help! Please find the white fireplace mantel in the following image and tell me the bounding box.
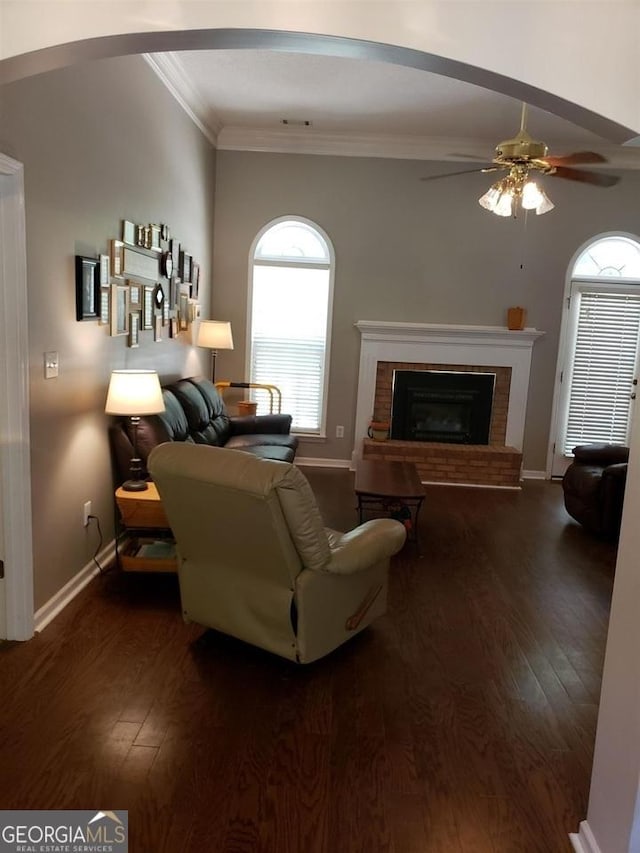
[353,320,545,463]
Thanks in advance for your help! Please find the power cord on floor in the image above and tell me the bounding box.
[87,514,107,573]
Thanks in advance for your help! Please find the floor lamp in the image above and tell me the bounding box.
[105,369,165,492]
[196,320,234,383]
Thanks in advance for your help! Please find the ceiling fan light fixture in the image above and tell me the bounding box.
[534,189,555,215]
[494,191,514,217]
[479,170,554,218]
[479,177,517,217]
[521,180,543,210]
[433,103,614,217]
[478,185,502,211]
[521,180,555,215]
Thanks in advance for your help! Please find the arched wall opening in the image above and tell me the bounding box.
[2,18,639,851]
[0,28,634,144]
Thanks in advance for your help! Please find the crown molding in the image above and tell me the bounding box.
[142,51,640,169]
[216,126,640,168]
[143,52,222,146]
[217,126,497,161]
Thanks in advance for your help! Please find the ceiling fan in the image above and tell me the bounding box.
[422,103,620,217]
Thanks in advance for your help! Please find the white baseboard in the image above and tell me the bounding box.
[522,469,547,480]
[570,822,602,853]
[296,456,352,469]
[34,539,116,633]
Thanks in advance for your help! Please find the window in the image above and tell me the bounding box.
[553,235,640,473]
[563,290,640,452]
[248,218,334,434]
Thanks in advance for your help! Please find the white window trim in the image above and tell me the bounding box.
[547,230,640,477]
[247,215,335,438]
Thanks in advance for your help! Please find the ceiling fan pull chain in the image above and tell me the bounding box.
[520,209,529,269]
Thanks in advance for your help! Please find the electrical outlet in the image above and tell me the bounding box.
[83,500,92,527]
[336,425,345,438]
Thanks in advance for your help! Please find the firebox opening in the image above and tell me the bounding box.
[391,370,496,444]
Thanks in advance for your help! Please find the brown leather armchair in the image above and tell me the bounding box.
[562,443,629,539]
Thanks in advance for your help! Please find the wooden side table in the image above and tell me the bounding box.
[115,483,177,572]
[354,459,426,554]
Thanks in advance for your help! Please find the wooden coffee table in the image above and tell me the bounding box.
[354,459,426,553]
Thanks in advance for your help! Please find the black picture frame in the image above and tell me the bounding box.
[153,283,165,310]
[75,255,100,321]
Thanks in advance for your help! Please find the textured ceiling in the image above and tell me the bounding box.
[171,49,608,152]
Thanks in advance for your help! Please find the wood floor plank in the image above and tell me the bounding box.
[0,475,616,851]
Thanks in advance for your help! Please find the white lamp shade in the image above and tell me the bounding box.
[197,320,234,351]
[105,370,165,416]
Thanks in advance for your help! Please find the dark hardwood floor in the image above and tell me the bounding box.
[0,472,617,852]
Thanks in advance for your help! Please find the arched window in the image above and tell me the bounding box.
[573,236,640,278]
[248,217,334,435]
[551,234,640,475]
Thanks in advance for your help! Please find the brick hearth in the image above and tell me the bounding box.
[365,360,522,487]
[362,439,522,487]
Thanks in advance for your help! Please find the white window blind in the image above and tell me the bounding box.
[250,220,333,434]
[564,291,640,453]
[251,334,325,430]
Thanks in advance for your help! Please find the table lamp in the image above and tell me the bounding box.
[105,369,165,492]
[196,320,234,383]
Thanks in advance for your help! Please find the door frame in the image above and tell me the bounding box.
[0,152,34,640]
[546,230,640,478]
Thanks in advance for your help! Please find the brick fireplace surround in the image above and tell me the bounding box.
[354,322,544,488]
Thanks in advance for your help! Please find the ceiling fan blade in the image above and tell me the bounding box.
[551,166,620,187]
[420,167,490,182]
[541,151,607,167]
[448,153,489,161]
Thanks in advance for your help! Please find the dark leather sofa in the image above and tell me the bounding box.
[562,443,629,539]
[110,375,298,486]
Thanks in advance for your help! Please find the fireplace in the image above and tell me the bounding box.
[391,370,495,444]
[354,322,544,486]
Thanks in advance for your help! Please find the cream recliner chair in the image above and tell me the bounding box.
[148,443,406,663]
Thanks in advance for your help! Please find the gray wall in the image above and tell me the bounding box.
[2,52,638,611]
[212,150,640,468]
[0,55,216,608]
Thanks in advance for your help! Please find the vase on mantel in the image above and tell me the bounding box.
[507,306,527,331]
[368,420,390,441]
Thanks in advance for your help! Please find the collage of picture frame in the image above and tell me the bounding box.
[75,218,202,347]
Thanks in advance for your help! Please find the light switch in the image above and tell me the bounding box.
[44,351,59,379]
